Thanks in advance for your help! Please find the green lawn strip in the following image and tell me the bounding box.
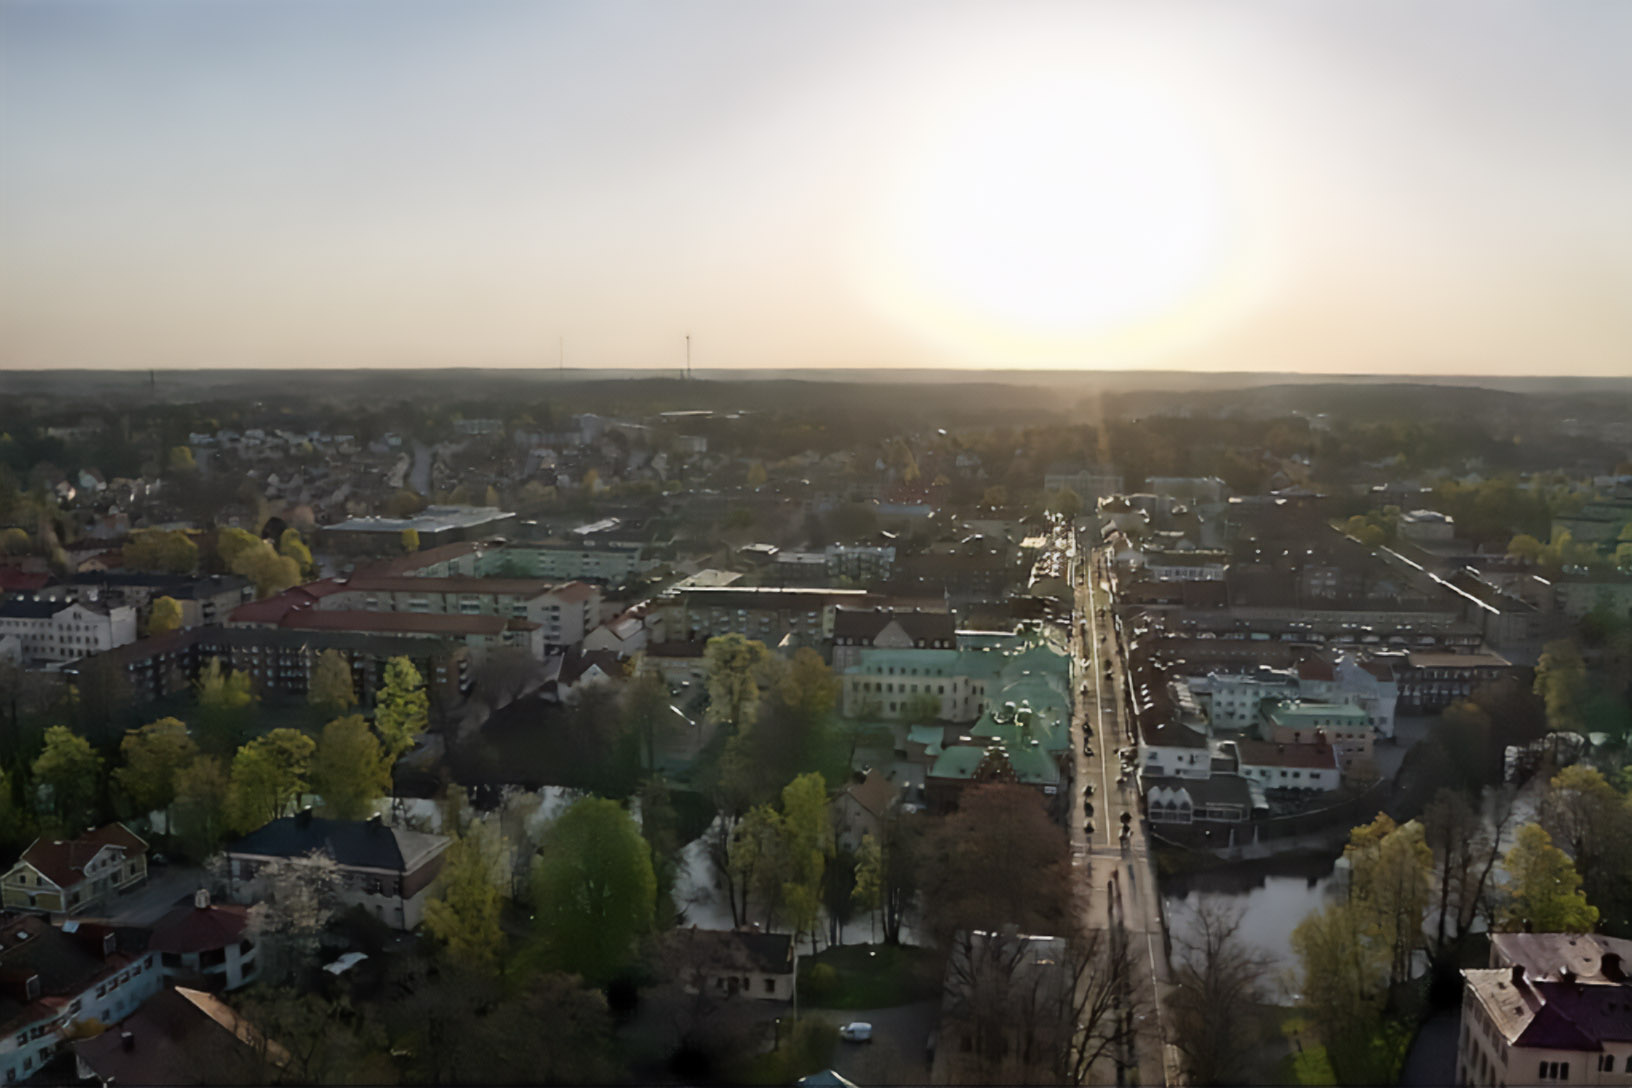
[798,944,940,1009]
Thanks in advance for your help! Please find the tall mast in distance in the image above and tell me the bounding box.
[685,333,691,381]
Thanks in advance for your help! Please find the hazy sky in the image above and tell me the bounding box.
[3,0,1630,374]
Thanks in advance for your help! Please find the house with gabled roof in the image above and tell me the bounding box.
[832,768,900,852]
[1,825,148,918]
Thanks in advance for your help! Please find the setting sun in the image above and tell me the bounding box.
[859,70,1258,366]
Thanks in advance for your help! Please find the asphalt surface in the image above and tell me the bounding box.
[1071,541,1176,1087]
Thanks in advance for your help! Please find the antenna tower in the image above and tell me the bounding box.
[685,333,692,380]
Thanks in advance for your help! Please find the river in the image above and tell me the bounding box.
[1161,853,1341,999]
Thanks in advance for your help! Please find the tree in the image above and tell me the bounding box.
[1423,787,1514,963]
[32,725,103,835]
[471,644,541,710]
[621,664,671,774]
[918,784,1070,945]
[121,529,197,574]
[1170,902,1275,1086]
[423,821,507,973]
[310,715,391,820]
[704,634,769,735]
[778,772,832,953]
[306,649,356,715]
[231,539,301,599]
[0,527,30,556]
[277,527,315,579]
[1291,899,1396,1084]
[243,850,342,983]
[1499,823,1599,934]
[147,595,183,635]
[400,528,419,554]
[1539,764,1632,929]
[113,717,197,825]
[386,489,426,518]
[214,526,262,572]
[195,657,257,751]
[1533,640,1589,739]
[852,833,883,941]
[745,461,767,487]
[1343,814,1432,989]
[167,444,197,473]
[375,657,428,762]
[172,756,230,860]
[532,797,656,984]
[226,729,315,833]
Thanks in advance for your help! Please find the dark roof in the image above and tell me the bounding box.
[665,928,794,975]
[72,987,273,1085]
[149,896,251,955]
[831,606,956,645]
[280,610,511,636]
[341,573,555,595]
[0,913,148,1035]
[228,815,447,872]
[559,648,623,686]
[16,823,147,889]
[0,598,74,619]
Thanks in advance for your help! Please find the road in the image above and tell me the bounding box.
[1070,539,1178,1087]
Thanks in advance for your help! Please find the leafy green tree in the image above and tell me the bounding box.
[121,529,197,574]
[1291,900,1396,1084]
[1343,814,1432,989]
[214,526,262,571]
[307,649,357,715]
[278,527,316,579]
[0,527,31,555]
[226,729,315,833]
[779,772,832,953]
[853,832,883,940]
[532,797,656,984]
[195,657,258,751]
[114,717,197,824]
[33,725,104,835]
[424,823,507,973]
[400,528,419,554]
[172,756,230,860]
[167,445,197,473]
[1533,640,1588,738]
[620,665,671,773]
[1499,823,1598,933]
[375,657,429,761]
[386,489,427,518]
[147,595,184,635]
[705,634,769,734]
[231,539,301,599]
[311,715,391,820]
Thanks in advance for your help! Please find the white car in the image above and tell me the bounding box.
[839,1022,873,1043]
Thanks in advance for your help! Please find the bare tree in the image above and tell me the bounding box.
[938,922,1143,1085]
[1424,786,1516,963]
[470,645,542,710]
[1168,901,1275,1086]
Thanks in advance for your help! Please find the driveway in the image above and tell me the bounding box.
[1399,1009,1459,1087]
[819,1000,939,1086]
[101,864,210,926]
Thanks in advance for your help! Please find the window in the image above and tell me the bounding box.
[763,978,775,994]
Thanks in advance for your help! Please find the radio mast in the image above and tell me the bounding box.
[685,333,692,380]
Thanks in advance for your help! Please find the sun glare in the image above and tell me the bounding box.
[859,70,1256,366]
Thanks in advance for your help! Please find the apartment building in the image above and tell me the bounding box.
[0,599,135,665]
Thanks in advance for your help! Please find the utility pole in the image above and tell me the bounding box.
[685,333,692,381]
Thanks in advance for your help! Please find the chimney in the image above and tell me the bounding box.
[1510,963,1525,988]
[296,806,313,828]
[120,1031,134,1052]
[1603,952,1625,982]
[194,889,211,910]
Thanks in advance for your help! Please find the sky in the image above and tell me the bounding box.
[2,0,1630,375]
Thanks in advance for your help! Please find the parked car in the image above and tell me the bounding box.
[839,1022,873,1043]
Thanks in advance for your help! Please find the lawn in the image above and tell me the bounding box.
[798,944,940,1010]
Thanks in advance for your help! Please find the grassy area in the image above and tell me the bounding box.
[798,944,940,1010]
[1274,1015,1337,1086]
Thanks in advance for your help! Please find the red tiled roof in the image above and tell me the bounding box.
[18,823,147,889]
[358,540,487,577]
[226,581,343,625]
[149,899,251,955]
[280,610,509,636]
[1296,657,1335,682]
[0,570,51,592]
[551,581,598,603]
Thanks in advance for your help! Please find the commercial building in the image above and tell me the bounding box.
[320,506,517,556]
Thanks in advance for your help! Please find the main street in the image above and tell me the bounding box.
[1069,536,1180,1086]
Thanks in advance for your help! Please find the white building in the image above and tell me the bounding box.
[0,915,161,1085]
[1458,933,1632,1088]
[0,600,136,665]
